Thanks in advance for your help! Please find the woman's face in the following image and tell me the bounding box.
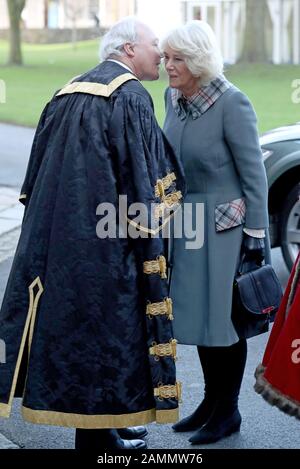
[163,45,199,96]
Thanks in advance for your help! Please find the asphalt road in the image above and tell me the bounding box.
[0,244,298,449]
[0,123,34,188]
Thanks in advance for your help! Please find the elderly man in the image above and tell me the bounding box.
[0,17,185,450]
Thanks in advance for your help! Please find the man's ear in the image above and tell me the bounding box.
[123,42,135,58]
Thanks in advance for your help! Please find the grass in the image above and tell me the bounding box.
[224,63,300,133]
[0,39,299,131]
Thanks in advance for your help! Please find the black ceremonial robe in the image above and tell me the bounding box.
[0,61,185,428]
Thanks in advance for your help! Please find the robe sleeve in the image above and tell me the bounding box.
[108,90,184,412]
[19,102,50,207]
[108,90,183,235]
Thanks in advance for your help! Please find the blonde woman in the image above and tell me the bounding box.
[162,21,270,444]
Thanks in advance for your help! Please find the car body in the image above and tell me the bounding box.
[260,122,300,270]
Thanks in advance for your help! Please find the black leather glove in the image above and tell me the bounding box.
[242,233,265,266]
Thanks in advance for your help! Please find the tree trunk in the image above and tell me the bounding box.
[7,0,26,65]
[240,0,268,62]
[44,0,49,28]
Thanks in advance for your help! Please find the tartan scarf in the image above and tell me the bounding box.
[171,74,232,120]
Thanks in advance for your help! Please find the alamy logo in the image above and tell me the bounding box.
[0,79,6,104]
[291,338,300,364]
[95,197,205,250]
[291,79,300,104]
[0,339,6,364]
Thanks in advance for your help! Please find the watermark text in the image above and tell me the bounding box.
[0,79,6,104]
[0,339,6,364]
[291,338,300,364]
[291,79,300,104]
[95,196,205,250]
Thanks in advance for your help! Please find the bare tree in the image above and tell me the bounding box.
[6,0,26,65]
[63,0,85,50]
[240,0,268,62]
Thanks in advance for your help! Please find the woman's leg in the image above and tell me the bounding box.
[172,345,218,432]
[189,338,247,444]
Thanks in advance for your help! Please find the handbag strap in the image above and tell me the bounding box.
[238,254,263,276]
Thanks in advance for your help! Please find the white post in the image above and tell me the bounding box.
[215,0,222,51]
[186,0,191,22]
[201,3,208,22]
[223,1,231,63]
[293,0,300,63]
[228,1,234,63]
[230,1,241,63]
[58,0,65,28]
[0,0,8,28]
[282,0,293,63]
[268,0,282,64]
[99,0,106,27]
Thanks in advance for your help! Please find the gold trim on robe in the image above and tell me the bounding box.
[149,339,177,360]
[154,172,176,198]
[56,73,138,98]
[146,298,173,320]
[0,277,44,418]
[143,256,167,279]
[21,406,178,428]
[154,191,183,220]
[154,382,182,401]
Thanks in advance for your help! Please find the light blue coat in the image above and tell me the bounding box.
[164,85,270,346]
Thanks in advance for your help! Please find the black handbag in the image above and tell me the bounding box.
[232,259,283,339]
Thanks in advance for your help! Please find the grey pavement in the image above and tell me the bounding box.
[1,241,299,449]
[0,123,32,260]
[0,123,34,188]
[0,123,299,449]
[0,432,18,449]
[0,187,23,261]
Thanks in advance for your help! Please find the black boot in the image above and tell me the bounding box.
[172,346,217,432]
[189,339,247,445]
[189,404,242,444]
[75,428,147,450]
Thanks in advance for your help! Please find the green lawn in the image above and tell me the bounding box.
[0,39,299,131]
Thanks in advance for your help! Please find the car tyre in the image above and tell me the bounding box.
[281,183,300,271]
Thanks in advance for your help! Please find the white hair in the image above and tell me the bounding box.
[100,16,140,61]
[161,20,224,86]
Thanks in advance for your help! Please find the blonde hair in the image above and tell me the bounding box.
[161,20,223,86]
